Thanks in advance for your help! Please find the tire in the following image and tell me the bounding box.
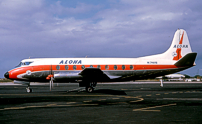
[26,88,32,93]
[86,86,94,93]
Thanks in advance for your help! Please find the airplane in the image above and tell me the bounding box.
[156,73,185,81]
[163,74,185,79]
[4,29,197,93]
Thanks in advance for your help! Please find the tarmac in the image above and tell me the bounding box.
[0,82,202,124]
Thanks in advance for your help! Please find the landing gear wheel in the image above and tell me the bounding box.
[86,86,94,93]
[26,87,32,93]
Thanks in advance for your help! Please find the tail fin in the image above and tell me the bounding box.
[162,29,192,60]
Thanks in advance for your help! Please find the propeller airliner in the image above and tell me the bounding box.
[4,29,197,93]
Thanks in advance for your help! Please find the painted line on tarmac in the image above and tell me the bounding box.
[0,94,115,97]
[98,99,107,101]
[172,92,177,94]
[0,103,99,111]
[46,104,57,106]
[133,103,176,112]
[83,100,92,103]
[137,110,161,112]
[134,95,142,98]
[75,104,99,106]
[112,98,120,100]
[107,102,127,105]
[124,96,136,99]
[130,98,144,103]
[66,102,77,104]
[158,98,202,101]
[146,94,152,96]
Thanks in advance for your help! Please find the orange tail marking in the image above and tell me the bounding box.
[179,32,184,44]
[173,48,182,60]
[173,32,184,61]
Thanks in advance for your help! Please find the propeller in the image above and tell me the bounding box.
[46,65,54,91]
[50,65,54,91]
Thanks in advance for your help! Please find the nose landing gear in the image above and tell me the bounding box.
[26,84,32,93]
[160,79,163,87]
[26,87,32,93]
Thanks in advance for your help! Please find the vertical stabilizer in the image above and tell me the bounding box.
[162,29,192,60]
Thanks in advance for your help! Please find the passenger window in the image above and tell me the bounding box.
[114,65,117,70]
[97,65,101,69]
[90,65,93,68]
[73,65,77,70]
[65,65,69,70]
[122,65,125,70]
[105,65,109,70]
[56,65,60,70]
[81,65,85,70]
[130,65,134,70]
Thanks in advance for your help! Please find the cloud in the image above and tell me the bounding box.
[50,1,101,15]
[0,0,202,77]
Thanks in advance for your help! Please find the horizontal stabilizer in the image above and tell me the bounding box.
[174,53,197,67]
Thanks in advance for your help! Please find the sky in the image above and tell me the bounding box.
[0,0,202,78]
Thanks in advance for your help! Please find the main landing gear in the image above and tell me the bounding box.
[86,86,94,93]
[80,82,97,93]
[86,82,97,93]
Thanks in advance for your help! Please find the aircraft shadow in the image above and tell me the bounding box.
[94,89,127,95]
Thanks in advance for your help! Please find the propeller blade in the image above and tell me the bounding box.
[51,76,53,88]
[50,65,53,91]
[50,79,52,91]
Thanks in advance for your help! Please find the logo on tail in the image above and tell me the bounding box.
[173,32,184,61]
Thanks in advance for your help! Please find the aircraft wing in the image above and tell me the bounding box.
[79,67,121,80]
[79,68,104,76]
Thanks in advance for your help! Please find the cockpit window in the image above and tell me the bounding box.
[16,61,33,67]
[16,62,22,67]
[24,62,33,65]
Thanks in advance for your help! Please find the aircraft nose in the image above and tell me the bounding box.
[4,72,9,79]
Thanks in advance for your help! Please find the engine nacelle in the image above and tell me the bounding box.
[54,73,82,79]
